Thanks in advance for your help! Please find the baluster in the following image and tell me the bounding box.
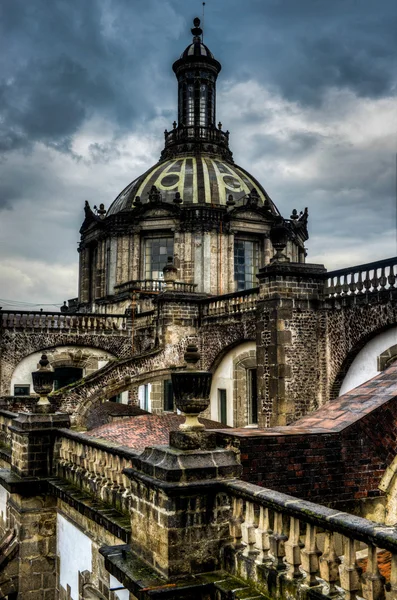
[349,273,357,295]
[378,266,387,291]
[372,269,380,292]
[389,553,397,600]
[356,271,364,294]
[343,274,350,295]
[362,544,385,600]
[255,506,271,562]
[388,264,396,289]
[241,501,257,556]
[319,531,341,595]
[284,516,302,578]
[301,523,321,585]
[230,497,244,548]
[364,270,372,293]
[270,511,287,570]
[339,536,361,600]
[335,275,342,297]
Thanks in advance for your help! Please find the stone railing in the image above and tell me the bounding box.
[115,279,166,294]
[324,257,397,298]
[201,287,259,319]
[0,310,128,333]
[164,125,230,148]
[115,279,197,295]
[54,430,139,515]
[223,479,397,600]
[0,410,16,450]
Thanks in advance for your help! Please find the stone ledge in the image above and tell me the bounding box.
[100,544,269,599]
[48,478,131,542]
[0,468,46,495]
[125,445,242,484]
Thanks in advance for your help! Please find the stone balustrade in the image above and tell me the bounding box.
[223,479,396,600]
[201,287,259,319]
[114,279,197,294]
[1,310,128,333]
[54,430,139,515]
[324,257,397,298]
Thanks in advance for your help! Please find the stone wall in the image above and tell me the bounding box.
[218,392,397,511]
[325,292,397,399]
[0,330,133,395]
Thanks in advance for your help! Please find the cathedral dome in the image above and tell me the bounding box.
[104,17,279,217]
[106,155,279,216]
[180,40,214,59]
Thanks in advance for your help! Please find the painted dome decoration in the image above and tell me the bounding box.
[107,156,279,215]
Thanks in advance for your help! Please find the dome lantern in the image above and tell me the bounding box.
[161,17,232,162]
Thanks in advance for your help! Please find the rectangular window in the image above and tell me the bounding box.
[144,237,174,280]
[164,380,174,412]
[248,369,258,425]
[138,384,151,412]
[14,384,30,396]
[234,239,259,291]
[218,389,227,425]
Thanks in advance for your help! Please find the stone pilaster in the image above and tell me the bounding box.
[10,412,70,478]
[257,262,326,426]
[123,434,242,578]
[8,494,57,599]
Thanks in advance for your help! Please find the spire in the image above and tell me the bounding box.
[160,18,233,162]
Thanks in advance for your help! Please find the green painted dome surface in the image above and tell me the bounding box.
[107,156,278,216]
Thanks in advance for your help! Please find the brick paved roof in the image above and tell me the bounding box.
[86,401,149,430]
[87,414,229,451]
[217,362,397,438]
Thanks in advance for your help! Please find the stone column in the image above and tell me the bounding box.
[257,261,326,426]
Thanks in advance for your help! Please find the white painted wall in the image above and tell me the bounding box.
[0,485,8,528]
[57,513,92,600]
[109,574,129,600]
[11,346,115,394]
[340,327,397,394]
[210,342,255,427]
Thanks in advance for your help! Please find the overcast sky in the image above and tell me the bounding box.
[0,0,396,309]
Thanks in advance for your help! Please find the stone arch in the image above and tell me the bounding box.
[200,318,256,371]
[332,322,397,399]
[208,337,256,373]
[58,343,190,427]
[0,330,132,395]
[9,346,118,398]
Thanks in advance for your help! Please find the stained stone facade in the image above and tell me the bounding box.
[74,18,308,317]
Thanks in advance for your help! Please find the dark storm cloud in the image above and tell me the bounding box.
[0,0,396,303]
[0,0,183,160]
[216,0,397,104]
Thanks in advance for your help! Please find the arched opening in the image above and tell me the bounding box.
[209,341,256,428]
[339,326,397,395]
[53,366,83,391]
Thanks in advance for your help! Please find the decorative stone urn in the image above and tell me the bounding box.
[32,354,55,409]
[162,256,178,290]
[270,219,291,263]
[171,345,212,430]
